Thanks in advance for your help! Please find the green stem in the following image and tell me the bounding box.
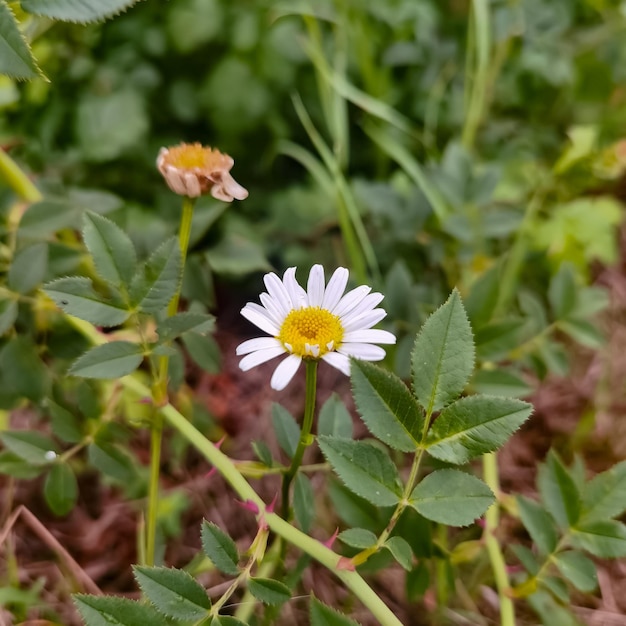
[0,149,42,202]
[482,452,515,626]
[146,195,196,567]
[282,359,318,518]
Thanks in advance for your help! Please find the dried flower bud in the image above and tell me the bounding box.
[157,142,248,201]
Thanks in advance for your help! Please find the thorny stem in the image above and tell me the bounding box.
[483,452,515,626]
[281,359,318,519]
[146,195,196,567]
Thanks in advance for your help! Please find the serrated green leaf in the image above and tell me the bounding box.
[0,0,40,80]
[0,298,17,335]
[201,521,239,576]
[338,528,377,549]
[425,395,532,464]
[549,263,577,320]
[517,496,559,555]
[74,594,170,626]
[130,237,182,314]
[310,596,362,626]
[318,436,402,507]
[133,566,211,621]
[271,403,300,459]
[88,442,136,483]
[552,551,597,592]
[409,469,494,526]
[581,460,626,523]
[0,431,58,465]
[21,0,144,24]
[571,520,626,558]
[44,463,78,516]
[412,289,475,414]
[48,401,82,443]
[384,536,413,571]
[69,341,143,379]
[156,312,215,342]
[538,451,581,529]
[293,473,315,533]
[318,393,353,439]
[83,211,137,287]
[247,578,290,606]
[351,359,423,452]
[181,332,221,373]
[44,276,130,327]
[8,242,48,293]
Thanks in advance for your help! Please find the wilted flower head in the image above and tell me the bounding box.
[236,265,396,390]
[157,142,248,201]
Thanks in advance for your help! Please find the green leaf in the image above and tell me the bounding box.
[21,0,143,23]
[517,496,559,555]
[318,436,402,507]
[271,403,300,459]
[130,237,182,314]
[133,566,211,621]
[470,369,532,398]
[465,263,501,328]
[318,393,353,439]
[409,469,494,526]
[88,442,136,483]
[44,276,130,327]
[0,299,17,335]
[310,596,362,626]
[48,401,82,444]
[293,473,315,533]
[571,520,626,558]
[8,242,48,293]
[581,460,626,523]
[425,395,533,464]
[384,536,413,571]
[511,544,540,575]
[474,318,525,360]
[156,312,215,342]
[201,521,239,576]
[552,551,597,592]
[412,289,475,413]
[44,463,78,516]
[181,332,221,373]
[18,199,79,238]
[538,451,581,529]
[549,263,577,320]
[338,528,377,549]
[558,318,604,349]
[212,617,249,626]
[74,594,170,626]
[0,0,40,80]
[69,341,143,379]
[0,335,49,402]
[247,578,290,606]
[0,431,58,465]
[251,441,273,468]
[82,211,137,287]
[0,451,45,478]
[351,359,424,452]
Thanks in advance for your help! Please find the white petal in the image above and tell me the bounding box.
[241,303,280,336]
[283,267,306,309]
[263,272,292,315]
[342,329,396,344]
[271,354,302,390]
[343,308,387,332]
[332,285,372,318]
[239,347,286,371]
[307,264,325,307]
[259,293,285,326]
[321,267,349,311]
[338,343,387,361]
[236,337,282,355]
[340,292,384,325]
[321,352,351,376]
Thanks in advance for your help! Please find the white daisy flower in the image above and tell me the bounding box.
[236,265,396,391]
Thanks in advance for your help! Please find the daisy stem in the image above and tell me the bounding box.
[146,195,196,567]
[281,359,318,519]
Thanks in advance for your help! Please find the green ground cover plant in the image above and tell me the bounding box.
[1,0,626,624]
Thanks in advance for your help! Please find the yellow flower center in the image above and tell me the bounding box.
[164,143,227,170]
[278,307,343,358]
